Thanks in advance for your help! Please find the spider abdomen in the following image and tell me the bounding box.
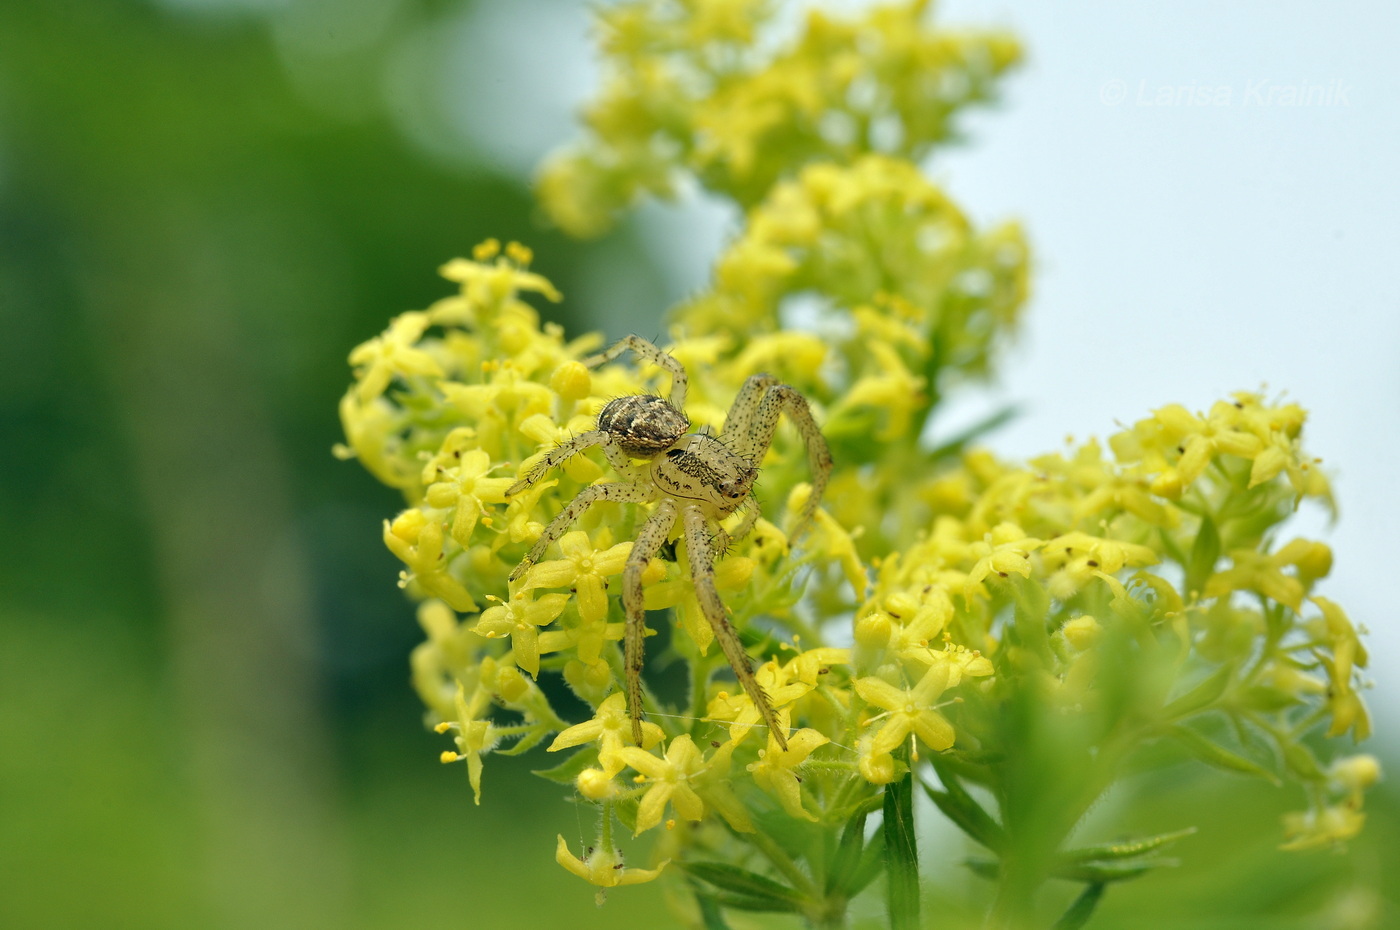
[597,394,690,458]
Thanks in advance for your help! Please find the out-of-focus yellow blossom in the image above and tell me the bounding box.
[348,310,443,403]
[1204,539,1331,610]
[539,0,1022,234]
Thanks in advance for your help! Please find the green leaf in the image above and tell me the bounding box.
[883,752,920,930]
[530,745,598,784]
[679,862,805,908]
[848,830,886,897]
[708,894,801,914]
[1059,827,1196,865]
[1185,513,1221,599]
[1053,860,1172,883]
[922,764,1005,853]
[1052,883,1106,930]
[964,857,1000,881]
[1163,663,1235,719]
[1166,724,1281,784]
[1282,740,1324,781]
[689,884,734,930]
[825,809,869,896]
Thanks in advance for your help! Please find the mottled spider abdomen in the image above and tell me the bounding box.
[597,394,689,458]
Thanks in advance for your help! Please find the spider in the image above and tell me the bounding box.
[507,335,832,751]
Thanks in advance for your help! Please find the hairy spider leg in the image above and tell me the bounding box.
[722,375,833,539]
[682,504,789,751]
[506,430,635,497]
[622,498,679,745]
[508,482,655,582]
[712,501,760,554]
[581,334,689,410]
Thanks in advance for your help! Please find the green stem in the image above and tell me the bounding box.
[746,826,816,896]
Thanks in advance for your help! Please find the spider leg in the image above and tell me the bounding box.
[712,502,760,554]
[510,482,654,582]
[507,430,633,497]
[582,334,688,411]
[682,504,789,751]
[622,498,678,744]
[718,373,779,442]
[723,376,833,541]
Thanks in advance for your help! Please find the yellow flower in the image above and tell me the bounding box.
[521,530,633,623]
[746,716,829,821]
[707,658,816,745]
[1280,804,1366,851]
[1204,539,1331,610]
[964,523,1043,599]
[423,449,515,546]
[347,310,443,402]
[854,663,956,760]
[382,510,477,612]
[611,734,709,834]
[472,590,570,678]
[441,683,497,804]
[548,693,665,777]
[555,835,668,889]
[644,547,754,655]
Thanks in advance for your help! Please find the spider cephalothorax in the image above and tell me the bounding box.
[507,335,832,750]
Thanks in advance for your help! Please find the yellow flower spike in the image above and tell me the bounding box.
[611,734,709,835]
[747,716,829,822]
[522,530,633,623]
[347,310,443,403]
[854,663,956,757]
[555,835,668,890]
[473,591,570,679]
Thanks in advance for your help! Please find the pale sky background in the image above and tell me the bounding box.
[420,0,1399,739]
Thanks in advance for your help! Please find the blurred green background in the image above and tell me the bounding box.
[0,2,1393,929]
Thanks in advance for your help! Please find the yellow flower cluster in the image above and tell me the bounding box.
[339,1,1375,912]
[343,237,1373,897]
[538,0,1022,236]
